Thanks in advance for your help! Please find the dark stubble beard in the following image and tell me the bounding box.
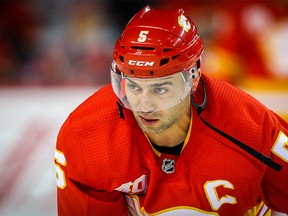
[133,95,191,134]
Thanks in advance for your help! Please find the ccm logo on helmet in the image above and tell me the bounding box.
[128,60,154,67]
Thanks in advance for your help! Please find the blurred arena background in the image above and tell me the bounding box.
[0,0,287,215]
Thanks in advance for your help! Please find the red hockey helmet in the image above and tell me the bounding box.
[111,6,204,111]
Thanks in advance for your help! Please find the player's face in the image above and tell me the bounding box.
[125,73,191,134]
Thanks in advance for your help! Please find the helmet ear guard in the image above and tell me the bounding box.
[191,59,202,92]
[180,59,201,93]
[191,68,201,92]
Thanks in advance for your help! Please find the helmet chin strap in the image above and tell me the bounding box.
[116,101,125,119]
[191,78,282,171]
[191,79,207,114]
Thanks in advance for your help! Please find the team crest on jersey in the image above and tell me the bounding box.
[178,14,191,32]
[162,158,175,174]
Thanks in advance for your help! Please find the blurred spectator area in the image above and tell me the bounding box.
[0,0,154,85]
[0,0,287,88]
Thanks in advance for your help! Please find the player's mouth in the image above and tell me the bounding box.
[139,116,159,126]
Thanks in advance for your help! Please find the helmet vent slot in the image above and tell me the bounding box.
[172,54,180,60]
[119,55,124,63]
[163,48,173,52]
[160,58,169,66]
[131,46,154,50]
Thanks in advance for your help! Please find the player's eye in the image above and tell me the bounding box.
[154,88,167,95]
[127,84,142,94]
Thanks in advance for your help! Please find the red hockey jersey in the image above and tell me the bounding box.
[55,74,288,215]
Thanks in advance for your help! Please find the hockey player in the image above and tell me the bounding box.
[55,6,288,215]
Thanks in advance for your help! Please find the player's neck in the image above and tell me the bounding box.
[146,108,192,148]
